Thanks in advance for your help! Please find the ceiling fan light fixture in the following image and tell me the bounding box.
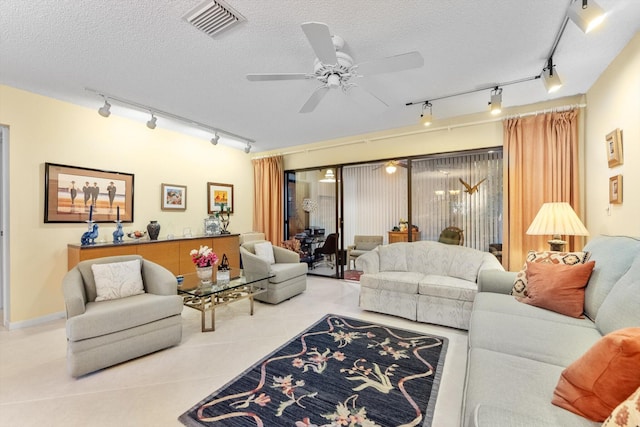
[489,87,502,115]
[568,0,606,34]
[146,114,157,129]
[542,58,563,93]
[319,168,336,182]
[98,98,111,117]
[385,163,397,174]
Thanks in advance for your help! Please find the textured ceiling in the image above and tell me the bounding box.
[1,0,639,152]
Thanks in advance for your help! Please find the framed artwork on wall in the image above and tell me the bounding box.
[207,182,234,214]
[609,175,623,204]
[606,128,623,168]
[44,162,134,223]
[161,183,187,211]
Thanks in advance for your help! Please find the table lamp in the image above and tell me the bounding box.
[526,202,589,251]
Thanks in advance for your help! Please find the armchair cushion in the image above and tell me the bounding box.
[254,241,276,264]
[92,259,145,301]
[357,241,381,251]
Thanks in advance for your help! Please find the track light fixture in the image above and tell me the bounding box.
[419,101,433,127]
[211,132,220,145]
[542,57,563,93]
[98,98,111,118]
[568,0,605,34]
[244,142,252,153]
[488,87,502,115]
[146,113,157,129]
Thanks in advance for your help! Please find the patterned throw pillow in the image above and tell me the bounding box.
[511,250,590,298]
[602,386,640,427]
[91,259,144,301]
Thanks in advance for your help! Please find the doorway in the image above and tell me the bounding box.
[1,125,9,327]
[284,167,344,279]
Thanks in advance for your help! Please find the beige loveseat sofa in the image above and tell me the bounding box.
[462,235,640,426]
[356,241,503,329]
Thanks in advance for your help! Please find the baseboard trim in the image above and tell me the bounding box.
[7,311,65,330]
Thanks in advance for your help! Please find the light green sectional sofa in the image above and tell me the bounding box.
[462,235,640,426]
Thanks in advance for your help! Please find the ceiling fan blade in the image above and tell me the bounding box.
[356,51,424,76]
[301,22,338,65]
[246,73,311,81]
[345,85,388,111]
[299,86,330,113]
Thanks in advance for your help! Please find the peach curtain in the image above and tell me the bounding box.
[503,109,581,270]
[252,156,284,244]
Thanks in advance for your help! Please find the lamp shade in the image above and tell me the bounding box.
[527,202,589,236]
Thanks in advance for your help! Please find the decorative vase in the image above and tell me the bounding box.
[147,220,160,240]
[196,266,213,286]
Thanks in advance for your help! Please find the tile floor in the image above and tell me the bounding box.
[0,276,468,426]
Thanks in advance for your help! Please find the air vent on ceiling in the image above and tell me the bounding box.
[183,0,246,37]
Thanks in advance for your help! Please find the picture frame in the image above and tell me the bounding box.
[207,182,234,214]
[609,175,623,204]
[605,128,623,168]
[45,162,134,223]
[161,183,187,211]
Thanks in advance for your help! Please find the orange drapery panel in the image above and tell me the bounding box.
[252,156,284,244]
[503,110,582,270]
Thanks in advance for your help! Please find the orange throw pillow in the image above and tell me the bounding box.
[552,328,640,422]
[516,260,595,318]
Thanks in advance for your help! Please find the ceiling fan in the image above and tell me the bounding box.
[373,160,408,174]
[246,22,424,113]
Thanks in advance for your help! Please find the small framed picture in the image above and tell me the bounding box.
[609,175,622,204]
[207,182,234,214]
[605,128,623,168]
[161,183,187,211]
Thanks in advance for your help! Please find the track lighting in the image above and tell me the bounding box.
[568,0,605,34]
[211,132,220,145]
[244,142,252,153]
[146,114,157,129]
[489,87,502,115]
[419,101,433,127]
[98,98,111,117]
[542,57,563,93]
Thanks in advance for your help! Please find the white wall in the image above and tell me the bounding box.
[584,33,640,237]
[0,85,254,325]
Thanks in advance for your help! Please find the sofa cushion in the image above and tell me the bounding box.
[447,246,486,282]
[511,251,590,298]
[602,386,640,427]
[472,293,597,329]
[91,259,145,302]
[66,293,183,341]
[378,244,408,272]
[469,310,602,366]
[582,236,640,321]
[360,271,422,294]
[419,275,477,301]
[516,261,595,318]
[464,348,597,427]
[552,328,640,422]
[596,253,640,335]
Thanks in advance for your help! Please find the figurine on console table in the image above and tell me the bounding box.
[81,205,99,245]
[112,206,123,243]
[219,204,230,234]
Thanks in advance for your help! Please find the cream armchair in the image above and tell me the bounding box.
[347,235,383,269]
[240,240,307,304]
[62,255,183,377]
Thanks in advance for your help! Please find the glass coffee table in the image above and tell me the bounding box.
[177,270,271,332]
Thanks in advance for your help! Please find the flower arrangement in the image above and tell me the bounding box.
[190,245,218,267]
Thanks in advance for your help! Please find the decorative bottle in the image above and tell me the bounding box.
[147,220,161,240]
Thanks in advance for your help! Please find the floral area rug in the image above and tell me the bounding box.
[179,314,448,427]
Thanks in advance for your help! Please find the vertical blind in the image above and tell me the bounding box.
[295,149,502,253]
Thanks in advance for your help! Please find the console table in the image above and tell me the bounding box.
[388,230,420,243]
[68,234,240,275]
